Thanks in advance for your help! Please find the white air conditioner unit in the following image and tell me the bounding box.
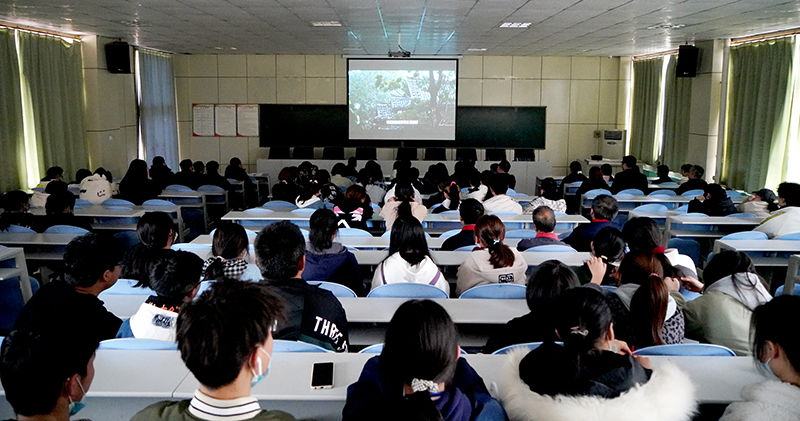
[601,130,626,160]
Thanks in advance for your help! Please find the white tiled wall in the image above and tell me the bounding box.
[174,54,625,174]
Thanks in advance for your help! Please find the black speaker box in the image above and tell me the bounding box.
[105,41,131,74]
[677,45,698,78]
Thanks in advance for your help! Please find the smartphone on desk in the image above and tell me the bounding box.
[311,362,334,389]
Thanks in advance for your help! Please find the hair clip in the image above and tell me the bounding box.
[411,378,439,394]
[570,326,589,337]
[492,239,500,245]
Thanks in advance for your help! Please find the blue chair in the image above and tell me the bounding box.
[358,343,386,354]
[102,199,135,207]
[370,203,381,211]
[367,283,449,299]
[681,189,704,197]
[459,284,526,299]
[721,231,768,241]
[0,276,39,331]
[524,245,577,252]
[726,190,745,199]
[324,202,335,209]
[455,245,477,251]
[505,229,538,239]
[633,344,735,357]
[430,203,443,211]
[649,190,676,196]
[777,232,800,240]
[243,207,274,213]
[668,238,702,267]
[44,225,89,234]
[776,284,800,296]
[100,278,156,296]
[337,228,372,237]
[98,338,178,350]
[439,229,462,239]
[674,204,689,213]
[114,230,141,249]
[492,342,545,355]
[489,211,519,216]
[5,225,36,233]
[273,339,332,353]
[309,281,357,298]
[263,200,297,210]
[618,189,644,196]
[291,208,316,215]
[601,285,617,292]
[554,212,567,216]
[632,204,669,213]
[382,230,431,238]
[727,213,757,218]
[440,210,459,215]
[660,183,679,188]
[31,187,45,193]
[74,199,93,207]
[165,184,194,192]
[557,230,572,240]
[198,185,225,193]
[142,199,175,207]
[584,189,612,197]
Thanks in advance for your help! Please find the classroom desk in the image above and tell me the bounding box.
[628,210,681,224]
[0,247,32,303]
[0,232,79,261]
[713,240,800,266]
[663,215,764,246]
[158,191,210,233]
[189,235,528,250]
[783,255,800,295]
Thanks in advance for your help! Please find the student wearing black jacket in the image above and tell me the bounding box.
[575,166,611,196]
[441,199,484,251]
[688,184,738,216]
[675,165,709,195]
[611,155,648,194]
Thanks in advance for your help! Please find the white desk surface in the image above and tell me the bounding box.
[714,239,800,254]
[189,235,526,250]
[667,215,764,225]
[340,297,528,324]
[628,210,681,220]
[0,232,79,245]
[351,250,591,266]
[30,206,145,218]
[222,211,588,225]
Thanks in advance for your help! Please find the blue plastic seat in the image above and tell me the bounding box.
[601,285,617,292]
[489,211,519,216]
[777,232,800,240]
[618,189,644,196]
[440,210,459,214]
[291,207,316,215]
[370,203,381,211]
[681,189,704,197]
[632,204,669,213]
[273,339,332,353]
[74,199,93,207]
[633,344,735,357]
[727,213,757,218]
[776,284,800,296]
[4,225,36,233]
[382,230,431,238]
[439,229,462,239]
[492,342,545,355]
[44,225,89,234]
[674,204,689,213]
[523,245,577,252]
[243,207,274,213]
[263,200,297,209]
[197,185,225,192]
[337,228,372,237]
[649,190,677,196]
[0,276,39,331]
[98,338,178,350]
[367,283,448,299]
[459,284,526,299]
[721,231,768,241]
[358,343,386,354]
[584,189,612,197]
[165,184,194,192]
[309,281,357,298]
[142,199,175,207]
[505,229,537,239]
[726,190,745,199]
[99,278,156,296]
[455,245,477,251]
[101,199,135,207]
[668,238,702,267]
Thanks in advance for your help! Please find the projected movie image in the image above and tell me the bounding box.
[349,60,456,141]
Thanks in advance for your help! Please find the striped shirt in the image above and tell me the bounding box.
[188,390,262,421]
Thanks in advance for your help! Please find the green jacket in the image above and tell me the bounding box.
[682,291,753,356]
[131,400,297,421]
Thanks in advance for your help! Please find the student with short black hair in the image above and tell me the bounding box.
[497,159,516,190]
[675,165,708,195]
[456,215,527,296]
[331,162,354,189]
[563,195,620,252]
[372,217,448,294]
[466,170,492,202]
[344,299,506,421]
[483,260,579,354]
[576,166,611,196]
[119,159,162,205]
[523,177,567,214]
[255,221,349,352]
[441,199,484,251]
[562,161,588,185]
[518,206,570,251]
[202,160,232,190]
[14,233,124,342]
[601,163,614,183]
[653,164,673,184]
[611,155,648,194]
[132,279,297,421]
[40,166,64,183]
[39,191,93,233]
[0,190,36,231]
[122,211,177,285]
[150,155,175,190]
[303,209,365,296]
[500,288,696,420]
[271,166,302,204]
[481,173,522,214]
[679,164,693,184]
[755,182,800,238]
[0,329,99,421]
[720,295,800,420]
[688,183,738,216]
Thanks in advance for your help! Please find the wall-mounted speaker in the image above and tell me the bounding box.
[677,45,698,78]
[105,41,131,74]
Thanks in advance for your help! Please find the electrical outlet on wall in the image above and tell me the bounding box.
[593,130,601,138]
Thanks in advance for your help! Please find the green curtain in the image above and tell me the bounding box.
[629,57,664,164]
[722,38,794,191]
[18,32,88,180]
[0,28,27,193]
[660,55,693,171]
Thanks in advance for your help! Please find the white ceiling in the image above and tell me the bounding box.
[2,0,800,56]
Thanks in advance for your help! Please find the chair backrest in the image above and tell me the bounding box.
[337,228,373,237]
[524,245,577,252]
[618,189,643,196]
[683,213,709,218]
[648,190,676,197]
[667,238,702,267]
[370,203,381,211]
[440,210,459,214]
[505,229,538,239]
[98,338,178,350]
[382,230,431,238]
[632,204,669,213]
[727,213,757,217]
[455,245,477,251]
[681,189,704,197]
[459,284,526,299]
[273,339,332,353]
[439,229,462,239]
[721,231,768,241]
[775,284,800,296]
[584,189,612,197]
[674,204,689,213]
[633,344,736,357]
[5,225,36,233]
[197,185,224,192]
[101,199,135,207]
[291,208,316,215]
[660,183,679,188]
[492,342,545,355]
[489,211,518,216]
[142,199,175,206]
[777,232,800,240]
[74,199,93,207]
[244,207,274,214]
[44,225,90,234]
[165,184,194,192]
[263,200,297,209]
[100,278,156,296]
[367,283,449,299]
[358,343,385,354]
[726,190,745,198]
[309,281,357,298]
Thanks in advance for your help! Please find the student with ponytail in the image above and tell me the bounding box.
[380,182,427,231]
[372,217,448,294]
[500,288,696,421]
[201,222,260,281]
[456,215,527,296]
[303,209,365,296]
[343,299,506,421]
[431,180,461,214]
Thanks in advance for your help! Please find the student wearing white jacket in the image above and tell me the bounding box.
[371,216,448,295]
[753,182,800,238]
[456,215,527,296]
[482,173,523,214]
[720,295,800,421]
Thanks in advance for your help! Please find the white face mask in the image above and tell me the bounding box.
[249,347,272,387]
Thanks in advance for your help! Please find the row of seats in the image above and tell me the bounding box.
[267,146,532,162]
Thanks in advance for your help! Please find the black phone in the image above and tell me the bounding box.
[311,361,334,389]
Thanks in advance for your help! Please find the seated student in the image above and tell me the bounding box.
[523,177,567,214]
[755,182,800,238]
[601,163,614,183]
[122,211,177,285]
[38,166,64,186]
[255,221,349,352]
[172,159,197,190]
[372,217,448,294]
[518,206,570,251]
[334,185,374,231]
[271,166,302,204]
[562,160,588,185]
[132,279,297,421]
[688,183,738,216]
[380,182,427,231]
[604,251,685,349]
[39,191,93,233]
[331,163,354,189]
[575,166,611,196]
[678,163,693,184]
[684,251,771,356]
[303,209,365,296]
[0,329,99,421]
[224,157,253,187]
[315,170,342,204]
[70,168,92,186]
[675,165,708,195]
[456,215,527,296]
[343,299,506,421]
[481,173,523,214]
[611,155,648,194]
[344,157,359,179]
[497,159,516,190]
[356,168,385,206]
[118,249,203,341]
[201,160,232,190]
[500,288,696,420]
[482,260,579,354]
[720,295,800,421]
[432,180,460,214]
[14,233,124,342]
[575,226,625,285]
[30,179,67,208]
[201,222,260,281]
[652,164,673,184]
[441,199,484,251]
[465,170,490,202]
[149,155,175,190]
[563,195,620,252]
[384,168,423,204]
[738,188,778,218]
[623,216,698,279]
[119,159,162,205]
[0,190,36,231]
[295,179,324,209]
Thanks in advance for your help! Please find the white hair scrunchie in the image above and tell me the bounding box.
[411,378,439,394]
